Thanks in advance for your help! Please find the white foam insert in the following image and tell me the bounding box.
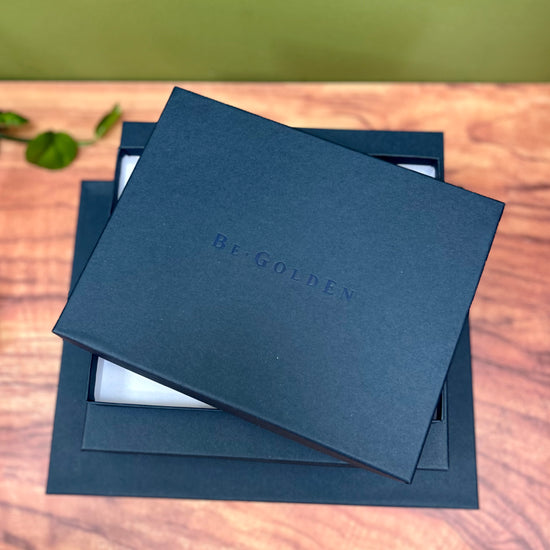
[95,357,213,407]
[117,155,141,198]
[94,155,436,407]
[398,163,436,178]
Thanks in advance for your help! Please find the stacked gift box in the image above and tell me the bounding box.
[48,88,503,507]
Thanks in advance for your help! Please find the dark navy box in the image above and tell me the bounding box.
[80,122,448,471]
[53,87,503,483]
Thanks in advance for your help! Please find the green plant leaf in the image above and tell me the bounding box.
[0,111,29,128]
[25,131,78,169]
[94,104,121,139]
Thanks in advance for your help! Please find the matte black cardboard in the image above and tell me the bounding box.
[54,88,503,482]
[82,123,448,471]
[48,179,478,507]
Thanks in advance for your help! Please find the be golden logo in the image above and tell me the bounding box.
[212,233,354,302]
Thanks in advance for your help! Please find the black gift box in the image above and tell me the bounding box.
[53,88,503,482]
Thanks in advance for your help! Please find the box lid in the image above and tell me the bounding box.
[54,87,503,482]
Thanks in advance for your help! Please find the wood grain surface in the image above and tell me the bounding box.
[1,82,549,550]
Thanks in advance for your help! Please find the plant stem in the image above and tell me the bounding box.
[0,133,31,143]
[77,139,97,146]
[1,133,97,146]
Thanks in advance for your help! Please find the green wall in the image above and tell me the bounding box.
[1,1,548,81]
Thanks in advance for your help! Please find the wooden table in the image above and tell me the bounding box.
[1,82,549,550]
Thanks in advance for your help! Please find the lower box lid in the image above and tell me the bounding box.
[47,180,477,506]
